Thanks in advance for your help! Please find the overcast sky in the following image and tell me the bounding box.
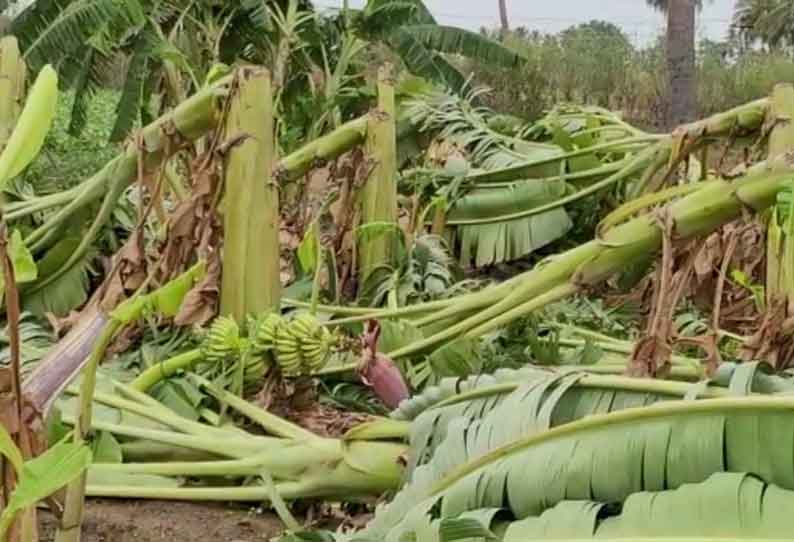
[314,0,738,46]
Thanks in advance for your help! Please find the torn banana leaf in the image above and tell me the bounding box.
[446,180,572,267]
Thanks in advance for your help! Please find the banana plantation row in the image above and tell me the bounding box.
[0,20,792,542]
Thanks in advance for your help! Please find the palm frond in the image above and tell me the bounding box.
[13,0,137,70]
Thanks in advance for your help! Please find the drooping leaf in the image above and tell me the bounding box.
[0,65,58,189]
[395,363,794,475]
[109,27,157,142]
[0,312,57,379]
[363,0,436,26]
[14,0,139,72]
[22,237,91,317]
[404,25,525,69]
[0,423,24,474]
[387,28,466,93]
[368,394,794,539]
[151,261,206,317]
[446,181,573,267]
[150,377,205,422]
[380,319,425,355]
[428,337,481,378]
[297,225,319,275]
[0,438,91,536]
[111,262,206,323]
[503,473,792,540]
[6,230,38,284]
[64,47,105,136]
[355,221,405,247]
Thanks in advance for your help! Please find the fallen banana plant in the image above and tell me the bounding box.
[392,361,789,472]
[54,372,405,504]
[362,393,794,540]
[367,164,794,361]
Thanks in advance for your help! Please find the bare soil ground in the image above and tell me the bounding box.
[39,499,285,542]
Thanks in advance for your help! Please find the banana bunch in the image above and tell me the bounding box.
[253,312,335,377]
[202,316,242,362]
[200,316,267,390]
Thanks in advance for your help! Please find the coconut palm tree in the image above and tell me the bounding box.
[498,0,509,33]
[733,0,794,48]
[646,0,701,128]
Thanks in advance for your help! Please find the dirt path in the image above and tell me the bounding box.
[39,499,285,542]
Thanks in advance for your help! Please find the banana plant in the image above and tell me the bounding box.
[0,427,90,539]
[362,390,794,540]
[358,225,461,309]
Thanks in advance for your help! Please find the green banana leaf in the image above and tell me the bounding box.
[503,473,791,540]
[0,65,57,189]
[365,393,794,539]
[0,435,91,537]
[395,361,793,421]
[384,473,794,541]
[446,181,572,267]
[395,363,791,474]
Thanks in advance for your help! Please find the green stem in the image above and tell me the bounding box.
[468,136,661,185]
[447,145,658,227]
[63,415,268,458]
[388,169,793,359]
[464,283,577,339]
[56,319,120,542]
[598,181,712,237]
[3,187,79,219]
[473,159,628,190]
[129,349,203,392]
[189,374,317,441]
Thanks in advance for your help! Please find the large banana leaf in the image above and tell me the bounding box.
[394,362,794,421]
[446,180,572,267]
[503,473,791,540]
[404,25,525,70]
[399,363,790,476]
[388,27,467,93]
[389,473,794,541]
[365,393,794,540]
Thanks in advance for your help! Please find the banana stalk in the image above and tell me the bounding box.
[274,116,368,182]
[359,65,398,280]
[60,374,406,504]
[220,68,281,320]
[766,84,794,311]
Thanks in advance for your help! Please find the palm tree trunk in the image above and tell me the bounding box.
[498,0,510,33]
[665,0,697,128]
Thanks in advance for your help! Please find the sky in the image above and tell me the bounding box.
[313,0,738,46]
